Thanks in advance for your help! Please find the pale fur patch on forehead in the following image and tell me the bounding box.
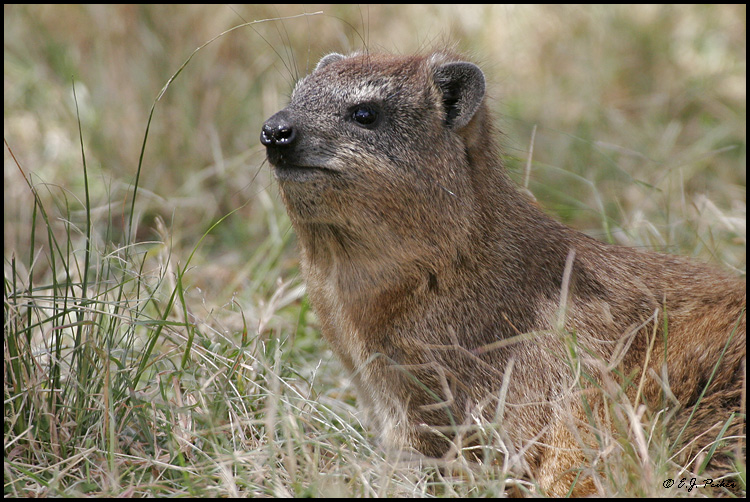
[294,61,407,104]
[293,75,398,103]
[339,81,396,103]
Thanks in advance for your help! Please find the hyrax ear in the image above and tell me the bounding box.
[315,53,346,72]
[433,62,486,129]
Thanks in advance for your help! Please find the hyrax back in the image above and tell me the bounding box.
[261,51,746,495]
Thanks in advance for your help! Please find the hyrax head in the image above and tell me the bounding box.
[261,52,487,233]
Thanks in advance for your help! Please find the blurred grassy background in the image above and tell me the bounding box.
[4,4,746,497]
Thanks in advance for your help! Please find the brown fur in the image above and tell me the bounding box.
[261,51,746,495]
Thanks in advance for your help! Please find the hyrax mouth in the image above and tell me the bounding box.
[271,161,337,182]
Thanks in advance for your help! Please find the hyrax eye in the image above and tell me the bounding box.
[350,105,379,127]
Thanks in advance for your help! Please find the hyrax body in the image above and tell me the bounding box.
[261,51,746,494]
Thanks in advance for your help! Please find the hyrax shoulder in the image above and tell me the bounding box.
[261,51,746,495]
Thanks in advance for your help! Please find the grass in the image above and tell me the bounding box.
[4,4,745,497]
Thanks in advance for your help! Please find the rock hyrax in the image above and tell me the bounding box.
[260,51,746,495]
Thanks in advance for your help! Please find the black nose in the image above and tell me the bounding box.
[260,111,296,147]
